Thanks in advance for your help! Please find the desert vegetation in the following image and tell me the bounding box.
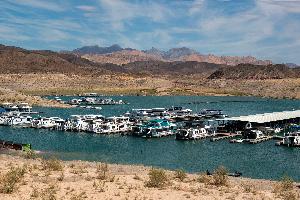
[0,154,299,200]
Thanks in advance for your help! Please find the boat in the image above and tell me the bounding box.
[176,128,207,140]
[229,138,244,143]
[199,109,228,118]
[3,115,32,127]
[242,128,264,141]
[277,125,300,147]
[138,119,177,138]
[0,139,32,152]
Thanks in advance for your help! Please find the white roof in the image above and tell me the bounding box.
[221,110,300,123]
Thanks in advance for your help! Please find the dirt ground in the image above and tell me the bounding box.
[0,153,299,200]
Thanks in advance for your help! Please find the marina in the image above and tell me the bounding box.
[1,95,300,181]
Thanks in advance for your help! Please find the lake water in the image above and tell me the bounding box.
[1,96,300,181]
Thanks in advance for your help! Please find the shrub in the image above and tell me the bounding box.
[145,168,169,188]
[93,180,105,192]
[96,163,109,180]
[274,176,298,200]
[197,172,212,185]
[23,150,37,159]
[174,169,187,182]
[241,182,255,193]
[42,158,63,171]
[212,166,228,186]
[0,166,26,193]
[57,171,64,181]
[40,184,58,200]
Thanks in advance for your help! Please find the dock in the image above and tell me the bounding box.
[210,133,242,142]
[247,136,273,144]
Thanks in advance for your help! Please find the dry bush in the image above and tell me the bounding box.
[70,191,88,200]
[57,171,64,181]
[133,174,142,181]
[30,187,40,198]
[145,168,169,188]
[96,163,109,180]
[197,172,212,185]
[39,184,58,200]
[93,180,105,192]
[0,166,26,194]
[174,169,187,182]
[41,158,63,171]
[273,176,298,200]
[242,182,256,193]
[23,150,37,159]
[212,166,228,186]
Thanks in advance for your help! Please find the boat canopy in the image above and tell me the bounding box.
[219,110,300,123]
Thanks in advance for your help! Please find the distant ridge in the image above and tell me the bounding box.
[285,63,299,68]
[71,44,272,66]
[68,44,135,55]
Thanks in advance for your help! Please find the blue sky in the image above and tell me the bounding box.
[1,0,300,64]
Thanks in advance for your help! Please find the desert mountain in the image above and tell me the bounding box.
[208,63,300,79]
[68,44,135,55]
[76,45,272,66]
[83,50,162,66]
[0,44,109,75]
[1,44,298,80]
[0,44,221,76]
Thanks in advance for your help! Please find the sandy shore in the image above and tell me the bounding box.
[0,153,299,200]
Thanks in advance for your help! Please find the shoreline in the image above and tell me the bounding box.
[0,153,299,200]
[0,74,299,100]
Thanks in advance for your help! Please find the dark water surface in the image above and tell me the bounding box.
[1,96,300,181]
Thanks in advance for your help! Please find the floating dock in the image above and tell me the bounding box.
[210,133,242,142]
[247,136,273,144]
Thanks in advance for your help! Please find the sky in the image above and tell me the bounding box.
[1,0,300,64]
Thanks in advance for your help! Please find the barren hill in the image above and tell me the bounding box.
[0,44,110,75]
[208,64,300,79]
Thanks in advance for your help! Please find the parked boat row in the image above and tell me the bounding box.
[0,102,38,114]
[0,104,225,138]
[65,97,127,106]
[2,101,300,148]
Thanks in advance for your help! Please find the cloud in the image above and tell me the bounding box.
[0,26,30,41]
[97,0,173,30]
[189,0,205,15]
[257,0,300,14]
[7,0,65,12]
[76,5,96,12]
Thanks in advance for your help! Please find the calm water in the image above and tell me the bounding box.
[1,96,300,181]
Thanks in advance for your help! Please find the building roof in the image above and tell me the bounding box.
[221,110,300,123]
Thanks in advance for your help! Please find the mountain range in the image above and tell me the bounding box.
[70,45,273,66]
[1,44,300,80]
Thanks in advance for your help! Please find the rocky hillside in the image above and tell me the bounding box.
[208,64,300,79]
[0,44,222,76]
[0,44,110,75]
[78,45,272,66]
[118,61,222,76]
[83,50,162,65]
